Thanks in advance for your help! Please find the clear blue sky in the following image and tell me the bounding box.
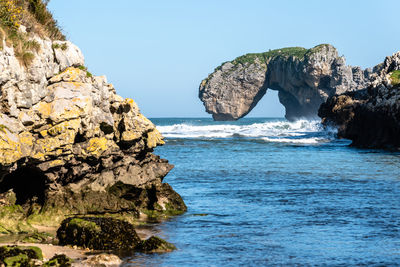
[48,0,400,118]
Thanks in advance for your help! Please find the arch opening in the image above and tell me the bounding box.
[247,89,285,118]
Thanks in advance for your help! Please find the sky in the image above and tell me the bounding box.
[48,0,400,118]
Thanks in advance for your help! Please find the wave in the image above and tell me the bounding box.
[157,119,336,144]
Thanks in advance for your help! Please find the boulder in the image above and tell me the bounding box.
[57,217,141,251]
[138,236,176,253]
[0,245,43,266]
[42,254,73,267]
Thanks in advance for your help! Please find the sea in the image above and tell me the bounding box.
[124,118,400,266]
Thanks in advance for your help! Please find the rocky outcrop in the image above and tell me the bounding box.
[0,30,186,231]
[57,217,176,253]
[319,52,400,149]
[199,44,371,121]
[57,217,141,251]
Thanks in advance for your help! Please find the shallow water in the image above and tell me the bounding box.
[124,118,400,266]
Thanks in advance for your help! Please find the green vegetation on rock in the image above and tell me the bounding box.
[77,65,93,78]
[21,231,54,244]
[0,204,34,234]
[42,254,73,267]
[0,245,43,266]
[232,46,308,66]
[52,42,67,51]
[57,216,142,251]
[214,44,333,71]
[138,236,176,253]
[68,218,101,233]
[390,70,400,87]
[0,0,64,66]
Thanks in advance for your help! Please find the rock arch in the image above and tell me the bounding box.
[199,44,371,121]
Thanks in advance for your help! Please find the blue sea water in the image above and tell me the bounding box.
[124,118,400,266]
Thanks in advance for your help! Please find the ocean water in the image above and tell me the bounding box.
[124,118,400,266]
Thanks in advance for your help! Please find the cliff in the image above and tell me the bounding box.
[0,1,185,233]
[319,52,400,149]
[199,44,371,121]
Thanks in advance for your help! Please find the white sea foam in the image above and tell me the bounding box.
[157,119,336,144]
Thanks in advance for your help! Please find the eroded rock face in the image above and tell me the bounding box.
[0,31,186,228]
[199,44,371,121]
[319,52,400,149]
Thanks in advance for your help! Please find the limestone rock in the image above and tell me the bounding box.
[319,51,400,149]
[0,29,186,231]
[199,44,371,121]
[82,253,122,266]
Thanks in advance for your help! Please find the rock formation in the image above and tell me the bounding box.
[319,52,400,149]
[0,24,185,231]
[199,44,371,121]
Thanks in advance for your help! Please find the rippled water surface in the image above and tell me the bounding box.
[124,118,400,266]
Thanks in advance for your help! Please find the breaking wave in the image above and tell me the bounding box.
[157,119,336,144]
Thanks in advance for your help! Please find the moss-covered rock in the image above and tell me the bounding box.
[0,204,34,234]
[21,232,54,244]
[138,236,176,253]
[0,245,43,266]
[42,254,73,267]
[57,217,141,251]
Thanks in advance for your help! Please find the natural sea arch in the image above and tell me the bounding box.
[199,44,369,121]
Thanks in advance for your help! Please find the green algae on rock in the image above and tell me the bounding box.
[56,217,178,253]
[42,254,73,267]
[21,232,54,244]
[138,236,176,253]
[57,217,142,251]
[0,245,43,266]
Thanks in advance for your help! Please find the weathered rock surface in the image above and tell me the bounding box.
[199,44,371,121]
[57,217,141,251]
[57,217,176,253]
[0,30,186,231]
[319,52,400,149]
[82,253,122,266]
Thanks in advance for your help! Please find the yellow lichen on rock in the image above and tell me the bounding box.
[121,131,141,142]
[84,137,108,157]
[49,67,85,84]
[0,131,23,165]
[47,159,64,168]
[35,129,76,155]
[37,101,52,118]
[47,118,81,137]
[146,129,165,148]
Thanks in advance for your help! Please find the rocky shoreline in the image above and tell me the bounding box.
[200,45,400,149]
[319,52,400,149]
[0,1,186,265]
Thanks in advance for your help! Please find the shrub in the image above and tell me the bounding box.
[390,70,400,87]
